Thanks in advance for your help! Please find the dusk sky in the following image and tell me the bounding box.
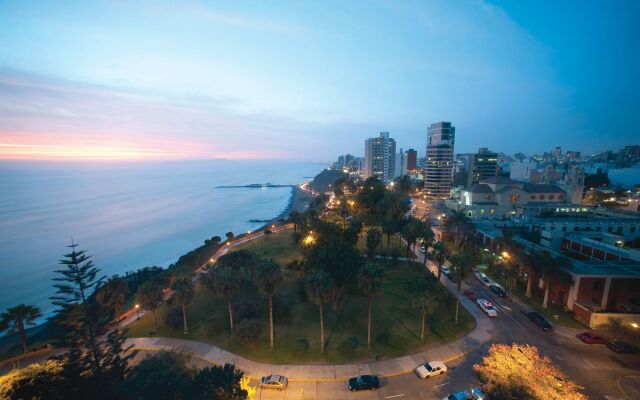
[1,0,639,161]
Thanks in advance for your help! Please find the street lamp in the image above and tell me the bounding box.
[632,323,639,329]
[502,251,510,259]
[135,304,140,320]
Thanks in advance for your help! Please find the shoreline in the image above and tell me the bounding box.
[261,184,312,230]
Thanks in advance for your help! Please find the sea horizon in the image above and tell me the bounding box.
[0,159,324,319]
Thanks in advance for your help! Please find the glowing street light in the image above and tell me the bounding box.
[135,304,141,320]
[502,251,510,259]
[632,323,639,329]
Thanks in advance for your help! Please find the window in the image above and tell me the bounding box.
[531,195,537,200]
[562,226,567,232]
[511,193,520,204]
[594,280,602,290]
[607,227,613,233]
[631,227,637,233]
[549,194,554,200]
[540,195,546,200]
[596,227,601,231]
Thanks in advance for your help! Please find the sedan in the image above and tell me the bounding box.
[606,340,640,354]
[490,283,507,298]
[526,311,554,332]
[477,299,498,317]
[347,375,380,391]
[440,266,451,276]
[259,375,288,391]
[479,276,492,287]
[576,332,607,344]
[443,387,485,400]
[415,360,447,379]
[464,289,477,301]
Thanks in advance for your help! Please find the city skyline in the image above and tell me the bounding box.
[2,0,639,161]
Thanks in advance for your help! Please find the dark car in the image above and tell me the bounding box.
[347,375,380,391]
[576,332,607,345]
[526,311,554,332]
[606,340,640,354]
[490,283,506,298]
[464,289,477,301]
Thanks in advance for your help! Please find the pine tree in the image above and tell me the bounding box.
[50,241,136,399]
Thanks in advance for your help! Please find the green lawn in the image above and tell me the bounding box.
[127,231,474,364]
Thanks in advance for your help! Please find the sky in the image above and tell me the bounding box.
[1,0,639,161]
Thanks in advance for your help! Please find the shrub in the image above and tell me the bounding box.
[234,319,262,343]
[337,337,359,354]
[164,306,183,330]
[233,297,261,321]
[286,259,304,271]
[291,338,309,354]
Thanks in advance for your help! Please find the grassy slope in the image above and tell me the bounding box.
[127,230,475,364]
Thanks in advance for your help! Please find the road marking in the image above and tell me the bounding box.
[582,358,595,370]
[384,394,406,399]
[434,382,451,388]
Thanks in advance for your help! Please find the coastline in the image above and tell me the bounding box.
[263,184,312,229]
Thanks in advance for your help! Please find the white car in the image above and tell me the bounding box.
[479,275,492,287]
[259,375,288,391]
[415,360,447,379]
[477,299,498,317]
[440,266,450,275]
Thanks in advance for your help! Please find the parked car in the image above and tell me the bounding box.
[347,375,380,391]
[479,275,492,287]
[447,272,458,283]
[473,270,484,280]
[526,311,554,332]
[259,375,288,391]
[576,332,607,344]
[606,340,640,354]
[490,283,507,298]
[477,299,498,317]
[415,360,447,379]
[442,387,485,400]
[464,289,477,301]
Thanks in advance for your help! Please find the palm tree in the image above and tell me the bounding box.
[171,276,195,335]
[202,266,239,333]
[411,286,439,343]
[305,270,333,354]
[0,304,41,353]
[449,250,475,324]
[419,224,435,267]
[257,261,283,349]
[445,210,475,247]
[402,219,421,256]
[431,241,447,280]
[382,219,396,248]
[137,281,164,331]
[357,264,384,350]
[366,228,382,259]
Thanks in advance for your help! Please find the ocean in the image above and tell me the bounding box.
[0,159,322,318]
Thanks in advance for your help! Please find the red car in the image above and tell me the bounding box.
[464,289,477,301]
[576,332,607,344]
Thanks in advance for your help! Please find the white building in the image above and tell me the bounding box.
[364,132,396,182]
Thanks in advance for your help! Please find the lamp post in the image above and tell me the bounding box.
[135,304,141,320]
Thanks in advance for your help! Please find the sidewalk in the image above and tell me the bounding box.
[126,313,492,381]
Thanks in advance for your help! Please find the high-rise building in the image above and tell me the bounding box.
[406,149,417,171]
[466,147,498,187]
[424,122,455,199]
[364,132,396,182]
[395,148,407,178]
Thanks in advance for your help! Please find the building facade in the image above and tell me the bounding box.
[364,132,396,182]
[424,122,455,199]
[406,148,418,171]
[466,147,498,187]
